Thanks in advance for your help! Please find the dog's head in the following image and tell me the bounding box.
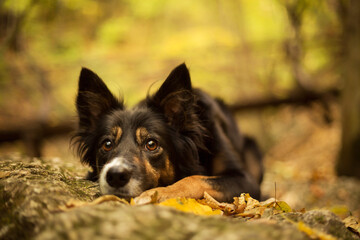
[73,64,205,198]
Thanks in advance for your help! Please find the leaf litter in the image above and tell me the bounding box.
[53,190,360,239]
[57,191,293,218]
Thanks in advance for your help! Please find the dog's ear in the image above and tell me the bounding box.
[76,68,122,130]
[149,63,195,127]
[154,63,192,99]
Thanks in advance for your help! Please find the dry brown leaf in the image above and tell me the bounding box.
[0,171,10,179]
[236,206,267,219]
[343,216,360,235]
[132,190,158,205]
[203,192,249,216]
[203,192,239,215]
[202,192,294,219]
[57,195,129,212]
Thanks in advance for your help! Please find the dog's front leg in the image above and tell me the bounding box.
[134,173,260,205]
[134,175,219,205]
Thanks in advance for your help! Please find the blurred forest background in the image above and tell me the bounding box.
[0,0,359,215]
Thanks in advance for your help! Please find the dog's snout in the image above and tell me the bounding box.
[106,167,131,188]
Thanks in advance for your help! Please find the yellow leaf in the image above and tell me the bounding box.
[297,221,336,240]
[330,205,350,217]
[274,201,292,213]
[158,198,223,216]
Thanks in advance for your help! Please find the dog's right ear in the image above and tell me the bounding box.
[76,68,123,130]
[148,63,195,128]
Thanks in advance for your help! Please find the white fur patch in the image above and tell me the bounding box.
[126,178,143,196]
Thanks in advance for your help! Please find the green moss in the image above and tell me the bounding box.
[0,185,15,226]
[314,215,326,224]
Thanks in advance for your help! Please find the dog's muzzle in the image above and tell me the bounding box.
[99,157,142,197]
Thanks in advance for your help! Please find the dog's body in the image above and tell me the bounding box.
[74,63,263,203]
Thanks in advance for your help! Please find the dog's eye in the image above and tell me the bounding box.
[145,139,158,151]
[102,140,113,152]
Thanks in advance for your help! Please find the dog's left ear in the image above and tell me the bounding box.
[148,63,195,127]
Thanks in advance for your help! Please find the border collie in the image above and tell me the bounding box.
[73,63,263,204]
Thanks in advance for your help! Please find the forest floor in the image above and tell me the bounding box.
[261,104,360,219]
[1,104,360,239]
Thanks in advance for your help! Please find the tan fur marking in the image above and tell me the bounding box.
[132,156,141,165]
[159,158,175,185]
[112,126,123,144]
[136,127,149,144]
[144,159,160,186]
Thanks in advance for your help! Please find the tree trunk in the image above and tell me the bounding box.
[337,0,360,178]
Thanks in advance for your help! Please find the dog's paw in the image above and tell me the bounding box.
[133,187,175,205]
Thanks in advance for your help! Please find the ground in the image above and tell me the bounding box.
[0,105,360,239]
[261,105,360,219]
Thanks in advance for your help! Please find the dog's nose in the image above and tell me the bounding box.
[106,167,131,188]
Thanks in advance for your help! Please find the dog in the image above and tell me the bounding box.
[73,63,263,204]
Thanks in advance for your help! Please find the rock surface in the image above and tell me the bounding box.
[0,156,358,240]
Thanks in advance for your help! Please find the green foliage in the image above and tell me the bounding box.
[3,0,33,13]
[0,0,343,121]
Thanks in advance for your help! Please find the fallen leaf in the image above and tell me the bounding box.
[158,197,223,216]
[330,205,350,218]
[234,193,261,212]
[236,206,266,219]
[203,192,240,215]
[0,171,10,179]
[343,216,360,235]
[257,198,292,213]
[259,198,277,207]
[133,190,158,205]
[297,221,336,240]
[274,201,292,213]
[57,195,129,212]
